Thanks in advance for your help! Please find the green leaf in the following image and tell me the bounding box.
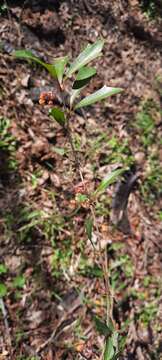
[66,39,104,77]
[76,66,96,81]
[75,194,88,203]
[18,220,41,232]
[52,146,65,156]
[85,216,93,241]
[53,56,69,86]
[112,331,118,349]
[12,50,56,78]
[0,264,7,274]
[75,85,123,109]
[70,66,96,107]
[112,353,121,360]
[12,275,25,289]
[94,316,112,337]
[0,283,7,297]
[104,337,115,360]
[45,64,57,78]
[70,88,84,108]
[119,335,127,352]
[26,210,43,221]
[73,66,96,89]
[49,107,66,126]
[94,168,125,196]
[12,49,45,65]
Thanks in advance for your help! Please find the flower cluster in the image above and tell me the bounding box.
[39,91,57,105]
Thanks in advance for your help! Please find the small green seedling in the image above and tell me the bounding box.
[13,40,125,359]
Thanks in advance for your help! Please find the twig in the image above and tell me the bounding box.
[23,344,40,360]
[127,309,145,360]
[4,0,13,31]
[19,0,29,24]
[17,0,29,46]
[82,0,94,14]
[4,0,23,44]
[0,297,12,348]
[36,301,81,354]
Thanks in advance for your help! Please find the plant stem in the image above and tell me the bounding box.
[104,245,114,324]
[90,206,113,325]
[66,115,83,179]
[63,95,114,354]
[61,91,84,182]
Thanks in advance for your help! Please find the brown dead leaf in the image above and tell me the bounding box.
[50,173,61,187]
[38,170,49,185]
[74,340,84,352]
[21,74,30,88]
[45,348,54,360]
[129,0,139,6]
[0,351,9,360]
[31,138,49,156]
[27,310,45,329]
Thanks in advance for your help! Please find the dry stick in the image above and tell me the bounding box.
[4,0,13,32]
[4,0,23,45]
[0,297,12,349]
[17,0,29,46]
[19,0,29,23]
[36,301,81,354]
[23,344,40,360]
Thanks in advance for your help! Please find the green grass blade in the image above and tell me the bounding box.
[94,168,125,196]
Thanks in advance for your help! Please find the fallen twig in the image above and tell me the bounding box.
[127,309,145,360]
[23,343,41,360]
[36,301,81,354]
[0,297,12,348]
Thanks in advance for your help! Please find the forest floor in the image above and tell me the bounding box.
[0,1,162,359]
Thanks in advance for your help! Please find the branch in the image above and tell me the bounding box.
[0,297,12,348]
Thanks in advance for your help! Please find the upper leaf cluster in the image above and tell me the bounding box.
[12,40,122,112]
